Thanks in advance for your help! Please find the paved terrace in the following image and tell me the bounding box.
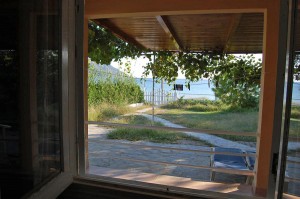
[88,124,249,184]
[87,113,300,195]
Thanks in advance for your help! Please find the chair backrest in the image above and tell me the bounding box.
[213,147,248,169]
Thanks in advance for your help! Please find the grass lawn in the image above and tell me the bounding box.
[88,103,150,121]
[90,99,300,144]
[290,105,300,140]
[106,115,212,146]
[154,108,258,142]
[146,100,300,142]
[108,114,161,125]
[107,128,212,145]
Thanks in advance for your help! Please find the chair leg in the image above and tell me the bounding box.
[246,176,253,185]
[210,170,216,181]
[210,147,215,181]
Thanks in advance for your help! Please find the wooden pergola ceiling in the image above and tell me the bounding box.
[94,13,264,53]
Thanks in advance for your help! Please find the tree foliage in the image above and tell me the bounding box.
[88,20,262,108]
[142,51,223,83]
[88,21,143,65]
[143,53,262,108]
[211,55,261,108]
[294,54,300,74]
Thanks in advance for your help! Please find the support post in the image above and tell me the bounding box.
[152,74,155,123]
[161,79,164,104]
[83,17,89,170]
[253,0,287,196]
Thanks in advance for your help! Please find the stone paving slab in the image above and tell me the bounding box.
[87,109,300,194]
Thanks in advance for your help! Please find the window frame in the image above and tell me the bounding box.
[27,0,295,198]
[26,0,77,198]
[77,1,292,199]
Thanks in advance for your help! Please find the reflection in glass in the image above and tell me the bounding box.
[283,7,300,196]
[0,0,61,198]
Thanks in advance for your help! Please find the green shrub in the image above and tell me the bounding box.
[88,63,144,106]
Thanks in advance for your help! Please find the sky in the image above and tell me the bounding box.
[111,56,167,78]
[111,54,263,79]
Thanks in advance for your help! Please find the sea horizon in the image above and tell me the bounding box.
[136,78,300,104]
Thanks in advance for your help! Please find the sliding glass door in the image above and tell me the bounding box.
[276,0,300,198]
[0,0,62,198]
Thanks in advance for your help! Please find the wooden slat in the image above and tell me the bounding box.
[91,13,264,53]
[85,0,267,19]
[284,177,300,183]
[89,154,255,176]
[156,16,182,50]
[102,17,177,51]
[94,19,146,50]
[228,13,263,53]
[167,14,234,51]
[223,14,242,52]
[88,139,257,157]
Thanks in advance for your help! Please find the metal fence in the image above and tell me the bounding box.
[144,89,178,105]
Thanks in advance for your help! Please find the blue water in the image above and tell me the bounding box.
[136,78,300,103]
[293,82,300,104]
[136,78,216,100]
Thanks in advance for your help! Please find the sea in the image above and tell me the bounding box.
[135,78,300,104]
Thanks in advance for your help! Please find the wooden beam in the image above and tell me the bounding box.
[85,0,267,19]
[223,14,242,53]
[94,19,146,50]
[156,16,183,50]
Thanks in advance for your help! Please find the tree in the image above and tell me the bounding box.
[211,55,262,108]
[88,20,262,108]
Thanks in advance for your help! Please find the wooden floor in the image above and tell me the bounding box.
[87,166,254,196]
[59,166,258,199]
[58,183,207,199]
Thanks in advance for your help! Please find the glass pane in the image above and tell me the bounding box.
[282,3,300,197]
[0,0,61,198]
[35,13,61,184]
